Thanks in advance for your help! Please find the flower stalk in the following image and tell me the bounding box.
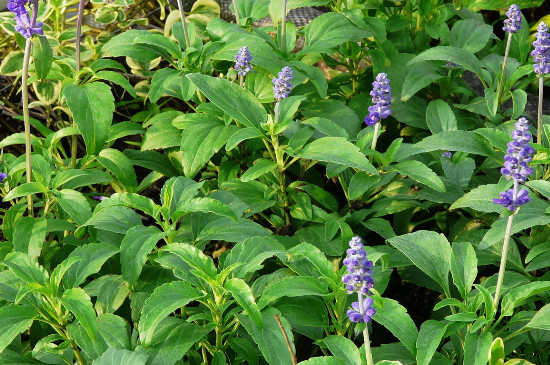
[493,211,515,307]
[71,0,86,169]
[176,0,191,48]
[231,0,240,24]
[281,0,287,53]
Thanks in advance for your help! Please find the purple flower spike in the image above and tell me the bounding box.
[234,46,253,77]
[342,236,375,323]
[494,117,534,211]
[494,188,530,211]
[92,195,107,201]
[503,4,522,33]
[532,21,550,76]
[8,0,43,39]
[272,66,293,101]
[0,172,7,183]
[442,152,453,158]
[365,73,391,126]
[347,299,376,323]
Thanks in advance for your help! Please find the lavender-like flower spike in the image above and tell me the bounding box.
[503,4,522,33]
[0,172,7,183]
[234,46,253,77]
[342,236,375,323]
[8,0,43,39]
[532,21,550,76]
[365,73,392,126]
[272,66,293,101]
[494,117,534,211]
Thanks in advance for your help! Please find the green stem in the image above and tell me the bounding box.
[231,0,240,24]
[176,0,191,48]
[493,212,516,307]
[537,76,543,145]
[272,103,290,225]
[497,32,513,104]
[22,38,34,217]
[280,0,287,53]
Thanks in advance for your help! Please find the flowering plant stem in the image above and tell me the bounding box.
[537,77,543,145]
[22,37,34,217]
[231,0,240,24]
[71,0,87,169]
[280,0,287,53]
[358,292,374,365]
[272,103,291,226]
[493,210,516,307]
[176,0,191,48]
[497,32,513,104]
[371,123,381,152]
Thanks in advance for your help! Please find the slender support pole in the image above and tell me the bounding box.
[176,0,191,48]
[358,292,374,365]
[231,0,240,24]
[22,39,34,217]
[281,0,287,53]
[493,212,516,307]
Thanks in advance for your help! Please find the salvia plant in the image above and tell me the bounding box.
[1,0,550,365]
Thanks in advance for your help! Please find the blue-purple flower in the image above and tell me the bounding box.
[532,21,550,76]
[365,73,392,126]
[503,4,522,33]
[8,0,43,39]
[272,66,293,101]
[494,117,534,211]
[0,172,7,183]
[92,195,107,201]
[234,46,253,77]
[442,152,453,158]
[342,236,375,323]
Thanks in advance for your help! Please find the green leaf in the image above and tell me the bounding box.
[102,192,160,218]
[526,180,550,200]
[176,113,238,178]
[158,243,217,281]
[101,30,159,62]
[93,348,148,365]
[63,82,114,155]
[511,89,527,119]
[174,197,238,222]
[142,111,182,150]
[121,226,167,289]
[95,70,137,98]
[526,303,550,330]
[373,297,419,356]
[298,12,367,56]
[241,159,278,182]
[450,20,493,53]
[426,100,457,134]
[501,281,550,317]
[139,281,202,345]
[479,199,550,250]
[63,243,119,289]
[187,74,267,128]
[416,320,447,365]
[32,35,53,79]
[83,206,142,235]
[226,128,263,151]
[97,148,138,193]
[0,349,42,364]
[489,337,505,365]
[0,304,37,353]
[393,160,445,192]
[56,189,92,226]
[2,251,48,286]
[96,313,132,350]
[388,231,451,294]
[302,117,349,138]
[450,184,501,213]
[0,51,24,76]
[225,278,263,328]
[62,288,97,339]
[299,358,348,364]
[13,217,47,258]
[135,317,210,365]
[464,332,492,365]
[451,242,478,300]
[323,336,361,365]
[294,137,377,174]
[238,307,295,365]
[268,0,328,24]
[258,276,328,309]
[348,173,381,200]
[197,217,271,243]
[223,236,286,279]
[2,182,48,201]
[395,131,494,160]
[407,46,482,75]
[401,62,444,101]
